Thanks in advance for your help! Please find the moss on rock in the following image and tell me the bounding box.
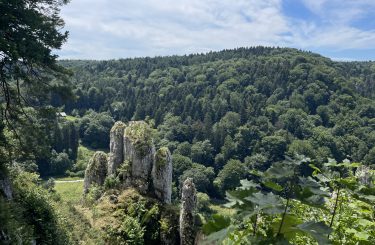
[84,151,108,194]
[110,121,126,134]
[124,121,153,157]
[155,147,170,169]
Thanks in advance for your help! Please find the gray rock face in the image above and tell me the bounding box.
[123,121,155,194]
[108,121,126,176]
[179,178,197,245]
[84,151,108,194]
[152,147,173,203]
[0,171,12,200]
[356,165,373,186]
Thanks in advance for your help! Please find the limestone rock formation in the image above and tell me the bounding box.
[152,147,173,203]
[108,121,126,175]
[123,121,155,194]
[179,178,197,245]
[355,165,373,186]
[84,120,174,204]
[84,151,108,194]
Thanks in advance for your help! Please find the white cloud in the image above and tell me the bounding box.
[302,0,375,24]
[56,0,375,60]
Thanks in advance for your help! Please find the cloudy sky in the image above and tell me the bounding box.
[57,0,375,61]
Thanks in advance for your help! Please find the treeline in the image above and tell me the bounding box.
[55,47,375,196]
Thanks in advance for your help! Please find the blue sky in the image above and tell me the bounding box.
[57,0,375,61]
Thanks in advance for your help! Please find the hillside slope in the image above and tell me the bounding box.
[57,47,375,196]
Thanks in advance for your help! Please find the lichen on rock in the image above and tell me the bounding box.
[84,151,108,194]
[152,147,172,203]
[108,121,126,176]
[179,178,197,245]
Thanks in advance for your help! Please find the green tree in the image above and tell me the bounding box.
[172,153,193,181]
[214,159,247,195]
[0,0,70,170]
[191,140,214,166]
[260,135,287,162]
[364,147,375,165]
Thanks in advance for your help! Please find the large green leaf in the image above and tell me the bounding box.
[337,177,358,190]
[271,214,303,238]
[264,181,283,192]
[297,221,332,245]
[225,188,258,208]
[265,162,294,179]
[314,173,331,183]
[298,177,329,197]
[202,214,231,235]
[245,192,284,215]
[238,179,260,190]
[225,180,260,208]
[201,226,235,245]
[345,228,370,241]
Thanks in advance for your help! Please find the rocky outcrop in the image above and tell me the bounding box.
[108,121,126,176]
[356,165,373,186]
[179,178,197,245]
[84,151,108,194]
[123,121,155,194]
[152,147,173,203]
[84,120,173,203]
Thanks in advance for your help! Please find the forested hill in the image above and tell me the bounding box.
[57,47,375,194]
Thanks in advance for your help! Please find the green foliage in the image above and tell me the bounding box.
[364,146,375,165]
[58,48,375,201]
[105,215,145,245]
[203,214,231,235]
[197,192,211,212]
[191,140,214,166]
[50,150,73,176]
[95,190,179,244]
[214,159,247,195]
[203,157,375,244]
[179,163,215,193]
[155,147,169,168]
[84,184,104,205]
[125,121,154,157]
[69,144,96,176]
[104,176,120,189]
[79,110,115,149]
[172,153,193,180]
[5,170,71,244]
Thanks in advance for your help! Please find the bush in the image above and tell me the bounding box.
[84,184,104,205]
[197,192,211,212]
[104,176,120,189]
[105,215,145,245]
[10,170,71,244]
[50,150,73,176]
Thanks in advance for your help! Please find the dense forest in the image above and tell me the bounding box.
[47,47,375,197]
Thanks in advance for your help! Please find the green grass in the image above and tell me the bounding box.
[209,203,236,217]
[64,115,79,121]
[53,176,83,181]
[55,180,83,203]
